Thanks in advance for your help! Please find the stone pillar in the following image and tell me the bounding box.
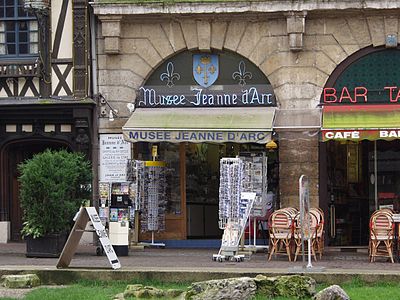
[278,132,319,209]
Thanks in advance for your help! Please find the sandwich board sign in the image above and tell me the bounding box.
[56,207,121,269]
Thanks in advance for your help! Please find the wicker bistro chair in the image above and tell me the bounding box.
[293,211,319,262]
[310,207,325,259]
[368,209,393,261]
[369,211,395,263]
[268,210,294,261]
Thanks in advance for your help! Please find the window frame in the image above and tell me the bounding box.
[0,0,39,58]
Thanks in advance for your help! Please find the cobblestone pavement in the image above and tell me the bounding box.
[1,242,400,273]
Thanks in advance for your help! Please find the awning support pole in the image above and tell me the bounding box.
[374,140,378,210]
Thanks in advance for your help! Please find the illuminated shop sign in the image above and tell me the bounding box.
[137,85,275,108]
[323,86,400,103]
[124,130,271,144]
[322,130,400,141]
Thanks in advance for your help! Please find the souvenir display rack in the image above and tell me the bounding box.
[239,153,269,218]
[239,153,269,250]
[140,161,167,233]
[213,158,256,262]
[127,159,167,246]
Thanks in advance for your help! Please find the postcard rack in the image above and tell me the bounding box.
[239,153,269,250]
[213,158,256,262]
[128,160,167,247]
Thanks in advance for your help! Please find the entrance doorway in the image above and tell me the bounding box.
[3,141,70,241]
[136,142,279,241]
[185,143,275,239]
[325,140,400,246]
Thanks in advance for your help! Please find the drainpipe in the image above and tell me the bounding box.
[89,5,99,211]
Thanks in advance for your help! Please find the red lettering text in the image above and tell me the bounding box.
[384,86,400,103]
[354,87,368,103]
[323,88,337,103]
[339,87,355,103]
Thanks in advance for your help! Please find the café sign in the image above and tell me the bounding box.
[322,129,400,141]
[137,84,275,108]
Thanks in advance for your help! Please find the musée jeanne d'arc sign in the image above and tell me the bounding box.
[136,51,276,108]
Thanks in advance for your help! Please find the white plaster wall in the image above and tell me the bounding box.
[51,0,73,96]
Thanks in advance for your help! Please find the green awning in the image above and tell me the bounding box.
[322,104,400,129]
[122,107,275,144]
[322,104,400,141]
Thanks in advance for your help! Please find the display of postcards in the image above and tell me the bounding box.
[111,183,122,194]
[129,206,135,221]
[120,182,129,194]
[135,160,167,232]
[99,182,110,200]
[109,208,118,222]
[252,156,263,163]
[126,159,134,181]
[218,158,243,228]
[111,182,130,195]
[118,208,129,221]
[99,207,109,224]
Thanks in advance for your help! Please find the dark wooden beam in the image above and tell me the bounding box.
[73,0,89,98]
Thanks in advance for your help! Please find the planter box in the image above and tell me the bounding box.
[26,233,68,258]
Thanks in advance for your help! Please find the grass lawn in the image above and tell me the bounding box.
[2,278,400,299]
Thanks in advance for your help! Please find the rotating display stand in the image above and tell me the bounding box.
[128,159,167,247]
[239,153,269,251]
[213,158,256,262]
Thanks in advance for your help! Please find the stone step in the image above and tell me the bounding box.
[1,274,40,289]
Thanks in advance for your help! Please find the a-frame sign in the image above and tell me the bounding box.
[56,207,121,269]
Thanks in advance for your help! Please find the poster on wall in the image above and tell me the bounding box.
[99,134,131,182]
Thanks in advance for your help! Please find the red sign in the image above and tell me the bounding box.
[323,86,400,103]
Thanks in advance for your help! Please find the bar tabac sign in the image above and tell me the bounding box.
[323,86,400,103]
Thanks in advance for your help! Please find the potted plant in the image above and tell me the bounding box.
[18,149,92,258]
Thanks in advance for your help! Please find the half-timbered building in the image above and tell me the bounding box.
[0,0,95,242]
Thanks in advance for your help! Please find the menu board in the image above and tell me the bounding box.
[99,134,131,182]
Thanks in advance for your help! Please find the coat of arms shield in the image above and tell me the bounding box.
[193,54,219,88]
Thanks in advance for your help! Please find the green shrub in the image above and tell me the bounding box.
[19,149,92,238]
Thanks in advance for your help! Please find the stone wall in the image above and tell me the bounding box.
[97,12,400,117]
[94,3,400,206]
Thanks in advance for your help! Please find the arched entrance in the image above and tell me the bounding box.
[123,49,278,243]
[1,139,72,241]
[320,47,400,246]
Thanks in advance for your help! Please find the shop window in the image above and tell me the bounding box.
[0,0,38,56]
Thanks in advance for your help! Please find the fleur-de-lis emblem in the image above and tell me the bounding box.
[232,61,253,86]
[160,62,180,87]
